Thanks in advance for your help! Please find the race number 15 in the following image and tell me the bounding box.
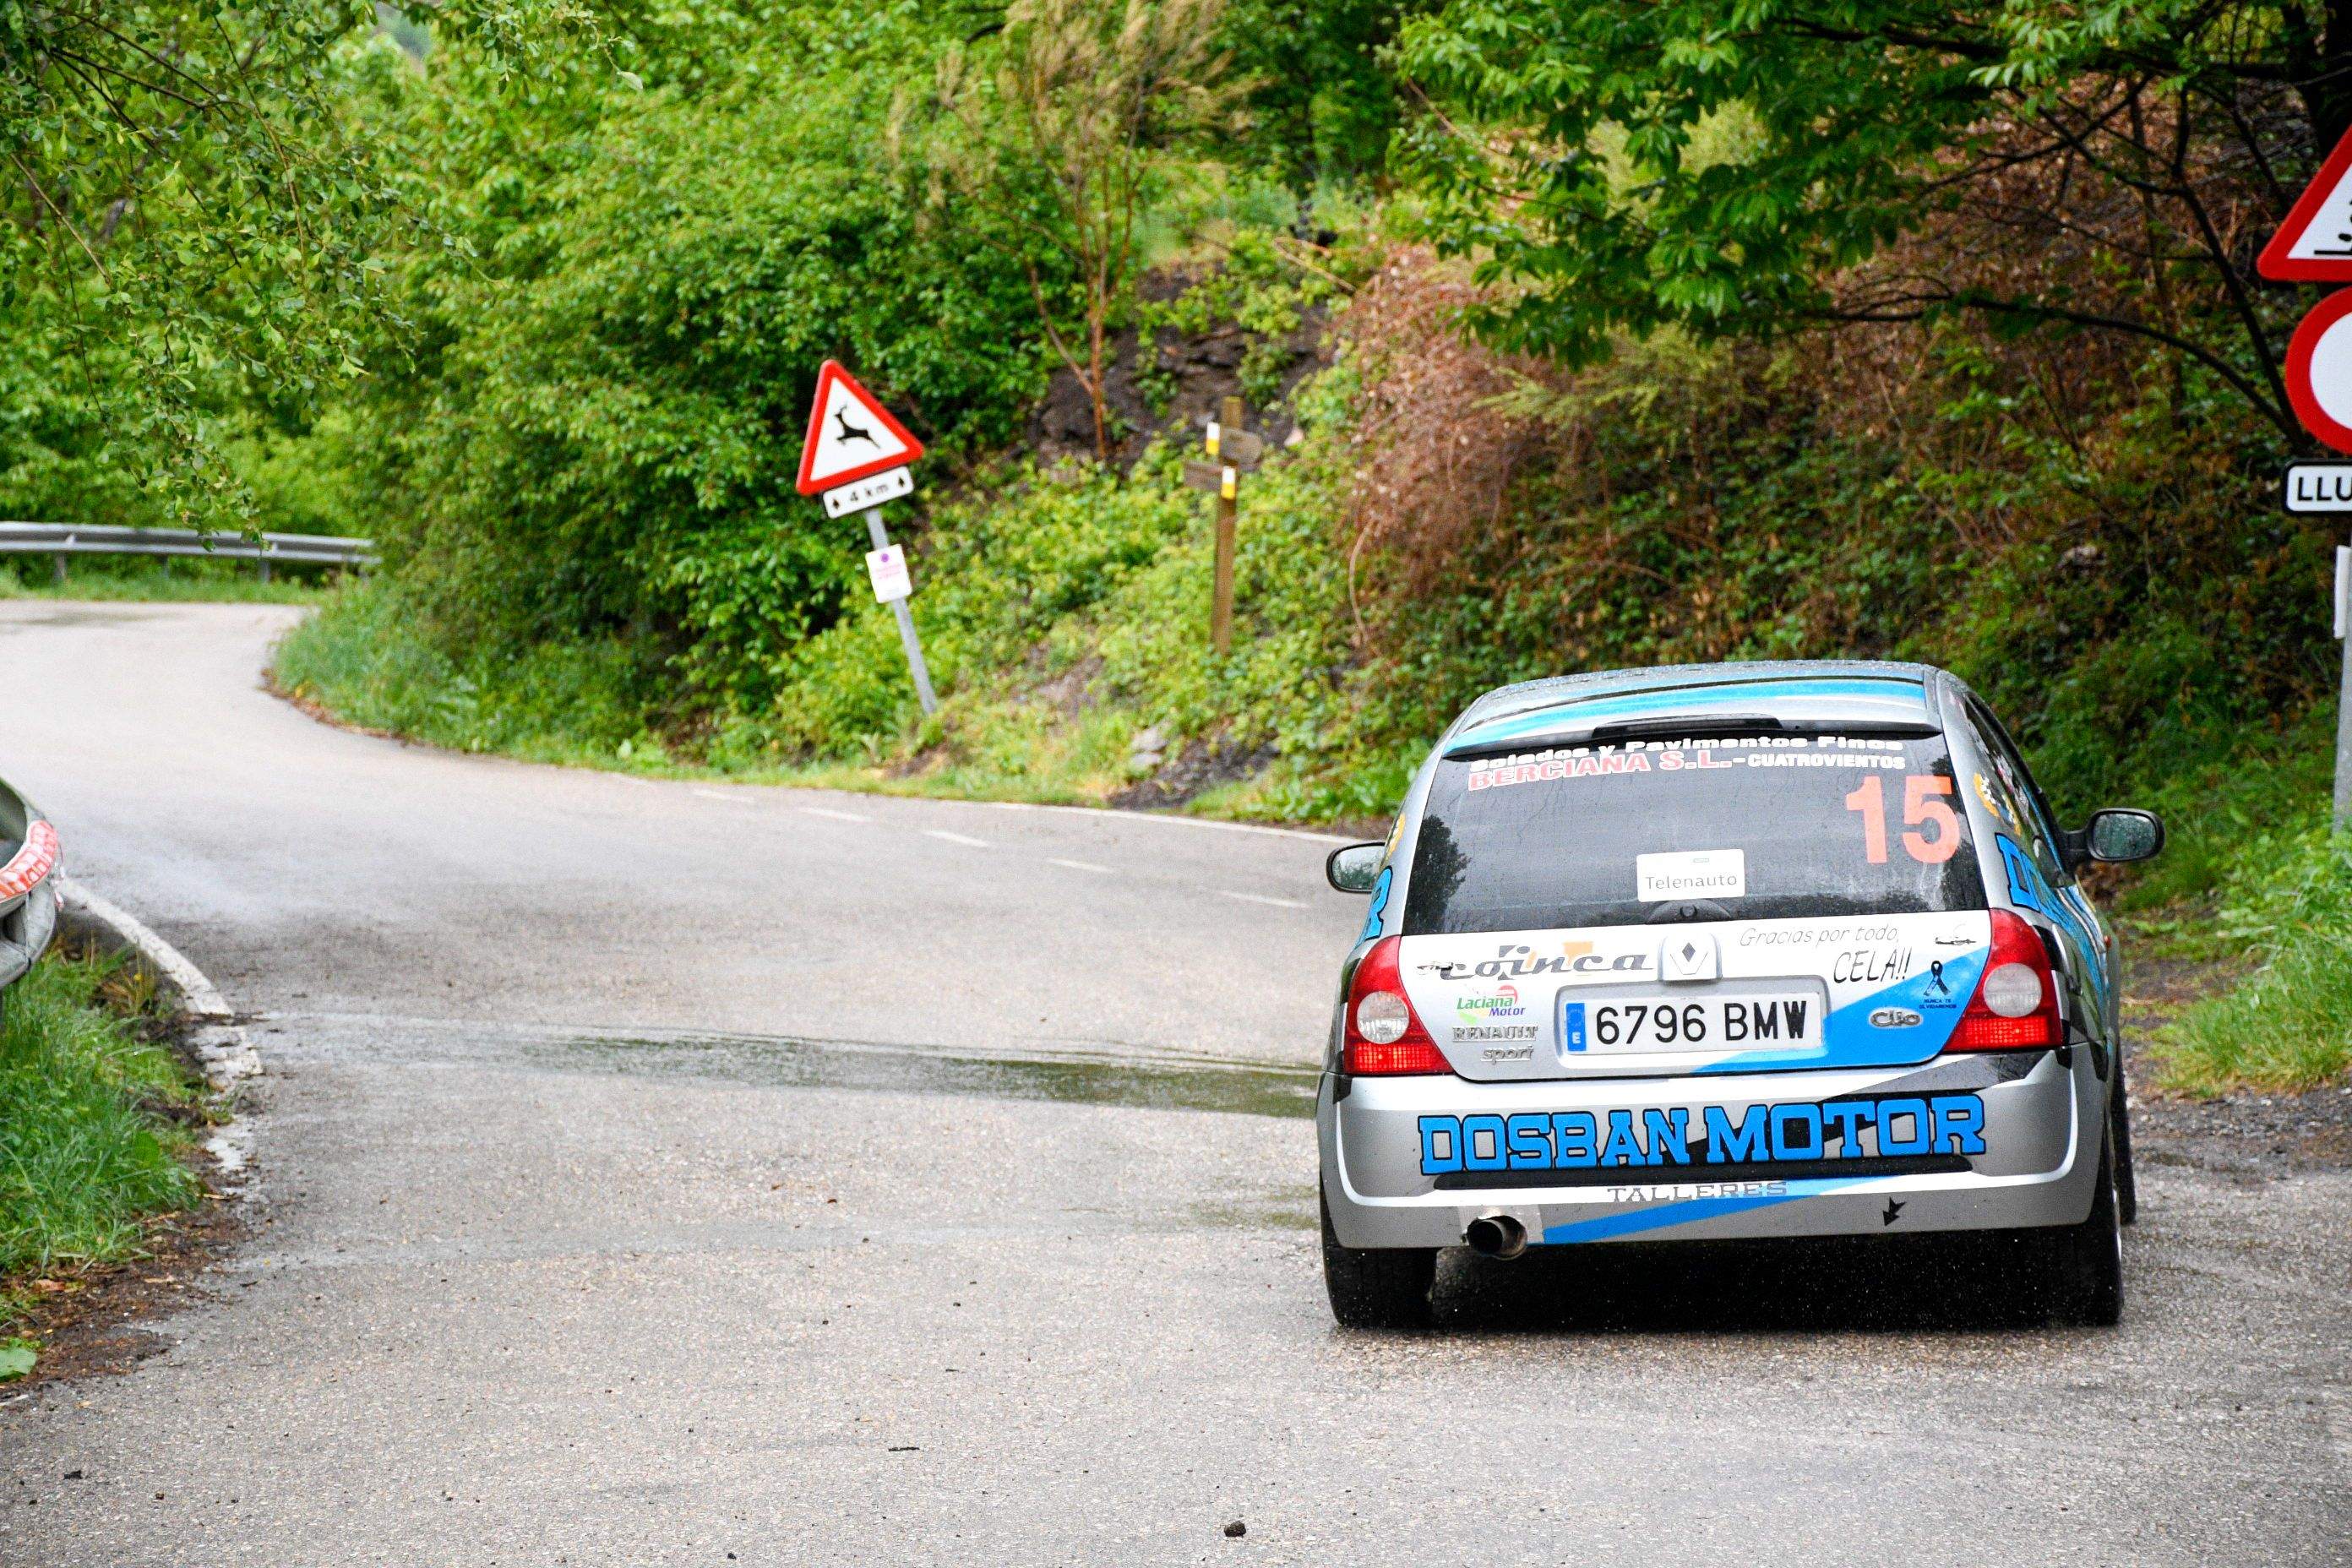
[1844,774,1961,864]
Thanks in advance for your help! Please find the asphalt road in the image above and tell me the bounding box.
[0,600,2344,1566]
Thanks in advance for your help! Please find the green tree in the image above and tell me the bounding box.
[0,1,603,524]
[1221,0,1423,199]
[935,0,1249,459]
[349,37,1056,712]
[1394,0,2352,440]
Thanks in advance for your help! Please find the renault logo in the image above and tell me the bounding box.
[1659,930,1718,983]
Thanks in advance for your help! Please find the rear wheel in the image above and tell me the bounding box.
[1320,1191,1436,1331]
[2039,1123,2124,1326]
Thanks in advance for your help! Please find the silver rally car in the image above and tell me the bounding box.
[1318,661,2163,1329]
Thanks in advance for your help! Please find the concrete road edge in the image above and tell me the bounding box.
[54,874,259,1182]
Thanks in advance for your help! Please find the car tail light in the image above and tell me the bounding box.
[1342,936,1450,1075]
[1948,908,2062,1051]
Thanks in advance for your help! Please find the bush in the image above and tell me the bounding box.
[350,40,1058,717]
[275,577,656,764]
[752,457,1206,758]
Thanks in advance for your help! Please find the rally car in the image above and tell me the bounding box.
[1318,661,2162,1330]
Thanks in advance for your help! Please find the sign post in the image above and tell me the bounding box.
[1181,395,1263,654]
[2341,553,2352,826]
[796,360,937,716]
[861,508,936,714]
[2257,128,2352,825]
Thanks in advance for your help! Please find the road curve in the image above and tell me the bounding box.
[0,601,2344,1566]
[0,602,1357,1057]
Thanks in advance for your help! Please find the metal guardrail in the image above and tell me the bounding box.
[0,522,377,583]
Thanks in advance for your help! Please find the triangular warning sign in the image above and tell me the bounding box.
[2261,127,2352,281]
[795,361,926,496]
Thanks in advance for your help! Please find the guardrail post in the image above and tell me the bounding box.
[51,553,64,586]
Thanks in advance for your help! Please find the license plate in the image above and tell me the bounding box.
[1560,992,1819,1054]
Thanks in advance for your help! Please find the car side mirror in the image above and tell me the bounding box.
[1325,842,1386,894]
[2084,808,2164,864]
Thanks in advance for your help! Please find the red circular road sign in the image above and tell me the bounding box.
[2284,289,2352,454]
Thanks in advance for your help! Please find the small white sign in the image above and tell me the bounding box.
[2284,463,2352,513]
[1636,848,1746,904]
[866,545,912,604]
[823,464,913,519]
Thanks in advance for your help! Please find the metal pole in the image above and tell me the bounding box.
[863,506,938,716]
[2337,542,2352,827]
[1211,393,1241,654]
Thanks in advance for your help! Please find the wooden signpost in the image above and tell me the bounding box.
[1181,395,1262,653]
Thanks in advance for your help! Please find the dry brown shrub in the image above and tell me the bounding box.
[1331,90,2283,665]
[1335,248,1554,634]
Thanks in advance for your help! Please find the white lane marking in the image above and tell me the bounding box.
[1221,890,1309,910]
[798,807,873,823]
[923,830,991,848]
[980,798,1350,844]
[1048,858,1114,874]
[693,788,750,803]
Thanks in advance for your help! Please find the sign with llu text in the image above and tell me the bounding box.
[2282,463,2352,513]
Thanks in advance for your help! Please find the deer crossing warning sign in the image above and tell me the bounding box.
[795,361,925,498]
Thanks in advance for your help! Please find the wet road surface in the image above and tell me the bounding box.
[0,602,2344,1565]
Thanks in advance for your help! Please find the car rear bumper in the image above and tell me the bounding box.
[1319,1047,2102,1250]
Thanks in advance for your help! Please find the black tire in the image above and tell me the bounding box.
[2040,1124,2125,1326]
[2110,1048,2139,1227]
[1320,1190,1436,1331]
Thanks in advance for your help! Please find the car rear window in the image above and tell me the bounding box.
[1402,732,1986,935]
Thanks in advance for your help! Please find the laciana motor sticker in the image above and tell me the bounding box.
[1454,983,1538,1043]
[1415,1094,1988,1175]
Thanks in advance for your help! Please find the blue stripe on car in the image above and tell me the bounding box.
[1539,1176,1889,1244]
[1446,677,1929,752]
[1686,946,1989,1074]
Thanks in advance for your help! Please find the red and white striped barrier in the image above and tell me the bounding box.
[0,817,60,902]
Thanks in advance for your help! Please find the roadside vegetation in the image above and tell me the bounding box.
[10,3,2350,1094]
[0,953,209,1374]
[0,559,329,606]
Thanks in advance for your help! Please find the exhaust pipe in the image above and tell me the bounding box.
[1464,1212,1528,1260]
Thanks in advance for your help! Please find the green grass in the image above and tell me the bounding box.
[2149,826,2352,1095]
[275,569,1262,814]
[0,557,332,605]
[274,576,654,765]
[1,952,207,1351]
